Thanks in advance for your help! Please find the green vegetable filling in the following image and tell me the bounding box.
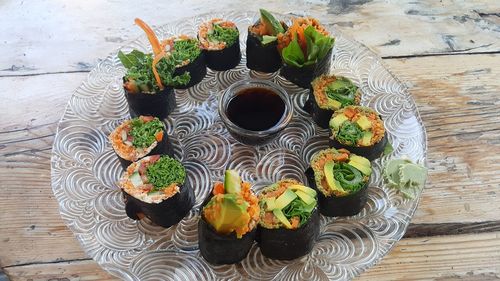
[129,118,165,148]
[171,39,201,66]
[146,157,186,191]
[281,25,334,67]
[281,197,315,227]
[325,78,358,107]
[336,121,363,145]
[118,50,190,93]
[332,163,365,192]
[207,23,239,47]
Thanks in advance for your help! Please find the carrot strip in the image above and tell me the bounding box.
[213,182,225,195]
[134,18,162,55]
[151,51,166,90]
[155,131,163,142]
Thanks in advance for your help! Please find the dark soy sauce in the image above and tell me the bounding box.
[227,87,285,131]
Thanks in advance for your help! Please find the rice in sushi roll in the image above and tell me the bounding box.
[163,35,207,89]
[277,17,334,88]
[246,9,287,73]
[329,106,387,160]
[306,75,361,129]
[198,19,241,71]
[198,170,259,265]
[305,148,371,217]
[119,18,191,118]
[257,179,319,260]
[119,155,194,228]
[109,116,173,169]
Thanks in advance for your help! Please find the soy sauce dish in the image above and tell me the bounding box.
[218,79,293,145]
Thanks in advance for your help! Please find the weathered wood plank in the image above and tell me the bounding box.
[1,0,499,75]
[4,232,500,281]
[384,54,500,224]
[358,232,500,281]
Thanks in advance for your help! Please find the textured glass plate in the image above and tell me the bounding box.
[51,11,427,280]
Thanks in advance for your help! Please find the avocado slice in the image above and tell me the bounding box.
[224,169,241,194]
[356,115,372,131]
[361,131,373,146]
[288,184,317,197]
[130,172,143,187]
[295,190,315,205]
[329,114,348,130]
[327,98,342,109]
[260,9,284,35]
[348,158,372,176]
[349,155,371,167]
[324,161,344,192]
[264,197,277,211]
[273,208,292,229]
[205,194,249,234]
[275,189,297,209]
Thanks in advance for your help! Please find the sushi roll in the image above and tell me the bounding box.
[306,75,361,129]
[198,19,241,71]
[163,35,207,89]
[246,9,287,73]
[277,17,334,88]
[119,155,194,228]
[119,18,191,118]
[329,106,387,161]
[108,116,174,169]
[305,148,371,217]
[198,170,259,265]
[257,179,320,260]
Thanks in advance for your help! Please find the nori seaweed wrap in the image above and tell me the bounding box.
[246,9,287,73]
[305,75,362,129]
[119,19,191,119]
[305,148,371,217]
[277,17,334,88]
[198,19,241,71]
[198,170,260,265]
[165,35,207,89]
[257,179,320,260]
[109,116,174,169]
[329,106,387,161]
[119,155,194,228]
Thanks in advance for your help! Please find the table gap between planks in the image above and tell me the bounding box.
[0,0,499,280]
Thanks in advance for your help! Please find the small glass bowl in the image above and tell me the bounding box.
[218,79,293,146]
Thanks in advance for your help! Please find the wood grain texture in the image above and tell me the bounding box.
[4,232,500,281]
[1,0,499,76]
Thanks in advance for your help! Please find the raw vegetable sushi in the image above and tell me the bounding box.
[119,155,194,228]
[198,170,259,265]
[305,148,371,217]
[277,17,334,88]
[246,9,287,73]
[257,179,320,260]
[163,35,207,89]
[198,19,241,71]
[118,18,191,119]
[306,75,361,129]
[329,106,387,160]
[109,116,173,169]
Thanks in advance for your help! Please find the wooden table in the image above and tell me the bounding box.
[1,0,499,280]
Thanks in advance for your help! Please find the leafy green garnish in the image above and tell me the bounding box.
[336,121,363,145]
[146,156,186,191]
[118,50,190,93]
[282,197,316,227]
[261,35,277,45]
[259,9,285,35]
[333,163,365,192]
[325,78,358,107]
[281,26,334,68]
[383,141,394,156]
[129,117,165,148]
[171,39,201,66]
[207,23,239,47]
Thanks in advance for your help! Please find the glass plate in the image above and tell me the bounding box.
[51,11,427,280]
